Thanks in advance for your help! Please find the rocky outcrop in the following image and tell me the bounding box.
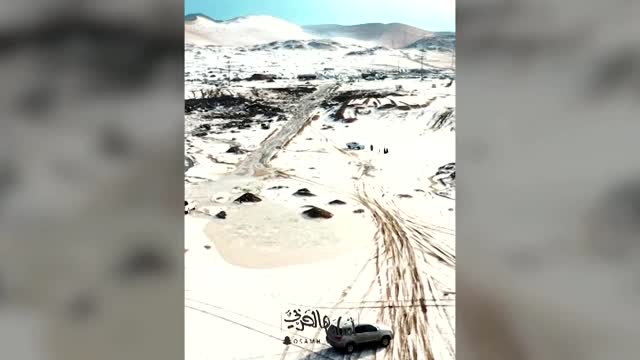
[247,73,277,81]
[234,193,262,203]
[302,206,333,219]
[226,146,245,154]
[293,188,316,197]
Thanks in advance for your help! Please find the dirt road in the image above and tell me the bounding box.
[234,83,339,176]
[185,83,339,203]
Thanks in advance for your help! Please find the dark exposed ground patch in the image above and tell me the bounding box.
[186,94,285,132]
[185,95,248,113]
[293,188,316,197]
[264,86,317,98]
[429,108,455,130]
[302,206,333,219]
[234,193,262,203]
[185,95,284,117]
[325,90,405,106]
[324,90,433,121]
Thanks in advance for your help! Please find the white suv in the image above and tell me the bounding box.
[326,321,394,353]
[346,142,365,150]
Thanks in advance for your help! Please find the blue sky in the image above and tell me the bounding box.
[185,0,455,31]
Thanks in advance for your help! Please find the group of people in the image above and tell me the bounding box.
[370,145,389,154]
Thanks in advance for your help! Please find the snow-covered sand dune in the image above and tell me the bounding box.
[186,15,311,46]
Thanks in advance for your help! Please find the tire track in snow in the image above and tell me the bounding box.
[355,184,435,360]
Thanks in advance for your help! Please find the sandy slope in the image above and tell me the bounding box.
[186,15,311,46]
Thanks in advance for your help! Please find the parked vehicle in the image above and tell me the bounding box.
[346,142,365,150]
[326,321,394,353]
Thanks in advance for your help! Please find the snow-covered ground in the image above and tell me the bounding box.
[185,38,455,360]
[185,42,454,99]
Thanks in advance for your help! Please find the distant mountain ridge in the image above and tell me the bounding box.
[303,23,433,49]
[405,33,455,51]
[185,14,452,49]
[184,13,217,22]
[249,39,347,51]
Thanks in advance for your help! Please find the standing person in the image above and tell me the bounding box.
[370,144,373,151]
